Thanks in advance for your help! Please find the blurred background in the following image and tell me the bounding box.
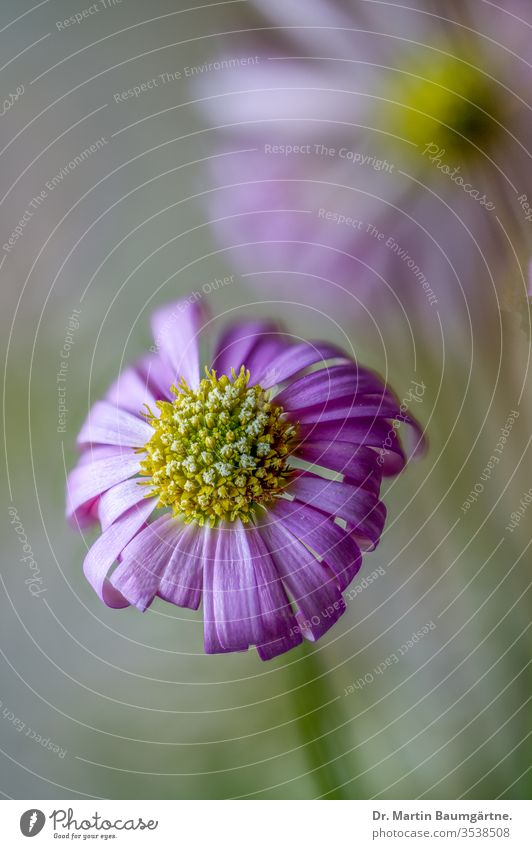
[1,0,531,800]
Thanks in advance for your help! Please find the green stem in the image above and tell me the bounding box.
[287,642,353,799]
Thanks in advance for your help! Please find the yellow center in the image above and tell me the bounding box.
[387,52,501,155]
[138,366,299,526]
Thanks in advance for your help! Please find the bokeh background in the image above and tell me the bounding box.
[1,0,531,800]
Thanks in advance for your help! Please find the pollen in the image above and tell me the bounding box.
[138,366,299,526]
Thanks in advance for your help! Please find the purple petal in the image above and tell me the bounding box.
[66,448,142,527]
[246,526,302,657]
[257,517,345,641]
[158,522,204,610]
[271,500,362,591]
[279,365,426,468]
[259,341,349,388]
[110,513,182,612]
[289,471,387,550]
[151,298,205,389]
[257,630,303,661]
[77,401,152,449]
[200,527,231,653]
[105,362,157,415]
[141,352,177,402]
[83,499,155,608]
[298,418,407,473]
[295,397,405,425]
[275,364,390,409]
[98,478,150,531]
[202,521,298,654]
[294,441,382,490]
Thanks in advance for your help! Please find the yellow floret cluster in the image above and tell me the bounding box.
[139,366,298,526]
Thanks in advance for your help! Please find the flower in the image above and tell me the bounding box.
[194,0,532,321]
[67,297,424,659]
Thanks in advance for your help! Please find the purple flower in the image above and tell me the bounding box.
[194,0,532,320]
[67,298,424,659]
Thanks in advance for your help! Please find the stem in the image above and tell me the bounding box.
[287,642,352,799]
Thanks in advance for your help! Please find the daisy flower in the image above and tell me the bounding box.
[66,297,423,659]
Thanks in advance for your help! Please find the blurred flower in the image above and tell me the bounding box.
[66,297,423,659]
[195,0,532,321]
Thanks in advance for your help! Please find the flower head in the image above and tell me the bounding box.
[67,297,424,659]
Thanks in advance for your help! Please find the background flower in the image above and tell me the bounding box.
[194,0,532,333]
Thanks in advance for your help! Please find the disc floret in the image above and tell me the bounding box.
[139,366,298,525]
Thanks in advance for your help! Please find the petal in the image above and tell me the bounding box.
[105,362,157,414]
[202,521,298,654]
[212,320,284,377]
[141,352,177,403]
[76,445,132,465]
[271,500,362,592]
[294,441,382,490]
[247,526,302,657]
[246,337,291,385]
[158,523,204,610]
[289,471,387,550]
[279,366,426,468]
[98,478,150,531]
[200,526,231,654]
[295,398,405,425]
[257,516,345,641]
[275,364,391,410]
[66,448,142,527]
[110,513,182,612]
[83,499,155,608]
[298,418,407,474]
[151,298,205,389]
[257,630,303,661]
[260,341,349,388]
[77,400,152,449]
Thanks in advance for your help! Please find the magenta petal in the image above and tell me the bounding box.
[77,400,152,449]
[299,417,399,449]
[140,352,177,402]
[259,341,349,388]
[66,448,142,527]
[245,337,290,385]
[270,500,362,592]
[105,363,157,415]
[258,517,345,641]
[296,398,406,425]
[151,298,204,389]
[246,525,301,656]
[299,418,407,472]
[98,479,150,531]
[203,521,298,654]
[289,471,387,549]
[158,523,204,609]
[275,364,390,409]
[83,499,155,608]
[200,527,231,653]
[110,513,182,612]
[211,321,289,384]
[257,630,303,661]
[295,441,382,490]
[212,320,281,375]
